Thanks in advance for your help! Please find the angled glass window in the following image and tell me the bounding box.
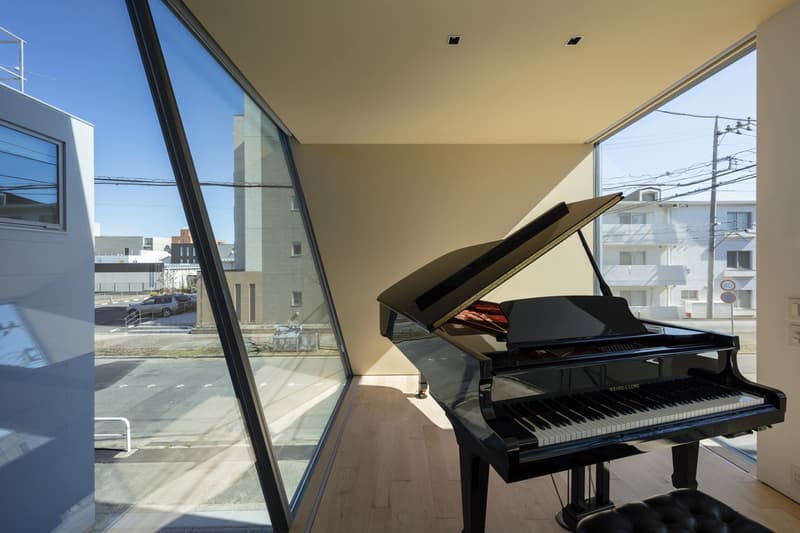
[150,0,350,509]
[0,1,276,529]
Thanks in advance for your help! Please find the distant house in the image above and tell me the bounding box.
[602,188,755,319]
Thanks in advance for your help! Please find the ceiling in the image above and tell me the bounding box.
[183,0,791,144]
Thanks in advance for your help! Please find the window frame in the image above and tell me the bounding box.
[291,291,303,307]
[0,119,65,231]
[619,212,647,224]
[727,250,753,270]
[620,250,646,265]
[727,211,752,231]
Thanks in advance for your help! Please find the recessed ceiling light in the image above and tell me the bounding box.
[565,35,583,46]
[448,35,461,46]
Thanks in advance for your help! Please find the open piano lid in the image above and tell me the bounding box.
[378,193,623,332]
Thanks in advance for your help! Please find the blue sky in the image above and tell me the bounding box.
[2,0,242,241]
[2,1,756,242]
[602,52,756,203]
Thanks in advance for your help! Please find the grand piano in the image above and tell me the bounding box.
[377,193,785,532]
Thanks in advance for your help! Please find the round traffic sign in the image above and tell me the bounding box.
[720,292,736,304]
[720,279,736,291]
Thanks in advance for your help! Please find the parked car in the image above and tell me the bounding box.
[175,293,196,313]
[127,295,180,317]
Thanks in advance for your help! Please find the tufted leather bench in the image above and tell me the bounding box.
[576,489,772,532]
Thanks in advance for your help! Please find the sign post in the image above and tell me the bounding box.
[720,291,736,335]
[720,279,737,335]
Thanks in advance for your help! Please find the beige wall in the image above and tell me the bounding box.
[197,271,263,326]
[293,143,595,374]
[756,0,800,503]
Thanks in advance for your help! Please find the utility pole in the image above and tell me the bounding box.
[705,116,720,320]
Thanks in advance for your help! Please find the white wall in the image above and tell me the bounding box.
[756,0,800,503]
[0,86,95,531]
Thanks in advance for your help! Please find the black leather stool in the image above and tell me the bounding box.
[576,489,772,532]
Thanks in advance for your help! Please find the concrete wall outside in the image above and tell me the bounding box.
[0,85,95,532]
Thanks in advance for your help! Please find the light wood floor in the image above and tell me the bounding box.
[302,375,800,533]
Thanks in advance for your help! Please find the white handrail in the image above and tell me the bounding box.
[94,416,132,452]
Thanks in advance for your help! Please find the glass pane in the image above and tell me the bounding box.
[599,51,757,460]
[0,121,60,226]
[151,0,349,506]
[3,1,273,529]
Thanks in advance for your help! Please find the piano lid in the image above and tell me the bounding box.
[378,193,623,332]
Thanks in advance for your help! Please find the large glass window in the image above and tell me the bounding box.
[599,51,758,461]
[4,1,285,529]
[151,0,349,508]
[0,121,61,227]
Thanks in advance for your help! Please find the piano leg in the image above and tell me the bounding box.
[458,446,489,533]
[556,463,614,531]
[671,441,700,490]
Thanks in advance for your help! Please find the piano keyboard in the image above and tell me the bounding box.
[498,378,764,447]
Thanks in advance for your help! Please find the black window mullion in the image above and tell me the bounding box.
[125,1,291,531]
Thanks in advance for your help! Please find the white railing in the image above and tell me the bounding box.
[94,417,132,452]
[124,310,141,328]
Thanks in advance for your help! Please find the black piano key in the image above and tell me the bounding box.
[529,403,568,427]
[563,397,604,420]
[551,398,587,423]
[576,392,617,417]
[508,403,550,430]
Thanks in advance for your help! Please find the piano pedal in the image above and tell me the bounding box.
[556,498,615,531]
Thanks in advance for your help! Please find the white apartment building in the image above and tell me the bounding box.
[602,188,756,319]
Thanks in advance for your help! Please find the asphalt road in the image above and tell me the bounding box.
[94,304,196,332]
[94,356,347,520]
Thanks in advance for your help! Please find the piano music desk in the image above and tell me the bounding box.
[305,376,800,533]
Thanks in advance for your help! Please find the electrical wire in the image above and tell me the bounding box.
[656,110,757,122]
[95,175,293,189]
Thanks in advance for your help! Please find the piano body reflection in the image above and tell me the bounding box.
[377,193,785,532]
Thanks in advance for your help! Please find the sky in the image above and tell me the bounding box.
[1,1,757,242]
[1,0,242,242]
[601,52,757,204]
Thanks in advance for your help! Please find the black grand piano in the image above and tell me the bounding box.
[377,193,785,532]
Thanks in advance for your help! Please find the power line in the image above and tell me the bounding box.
[656,110,757,122]
[94,175,293,189]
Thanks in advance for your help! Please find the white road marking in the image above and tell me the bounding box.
[147,384,156,388]
[176,384,184,388]
[203,383,213,388]
[119,384,128,388]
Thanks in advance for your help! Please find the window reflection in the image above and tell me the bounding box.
[150,0,349,507]
[0,304,47,368]
[0,122,60,227]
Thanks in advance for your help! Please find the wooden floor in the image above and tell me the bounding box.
[302,375,800,533]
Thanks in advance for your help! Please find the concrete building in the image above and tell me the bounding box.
[0,84,94,532]
[95,234,170,256]
[196,97,328,328]
[602,189,756,319]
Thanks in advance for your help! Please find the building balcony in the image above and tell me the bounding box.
[723,268,756,278]
[603,264,687,286]
[601,223,682,246]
